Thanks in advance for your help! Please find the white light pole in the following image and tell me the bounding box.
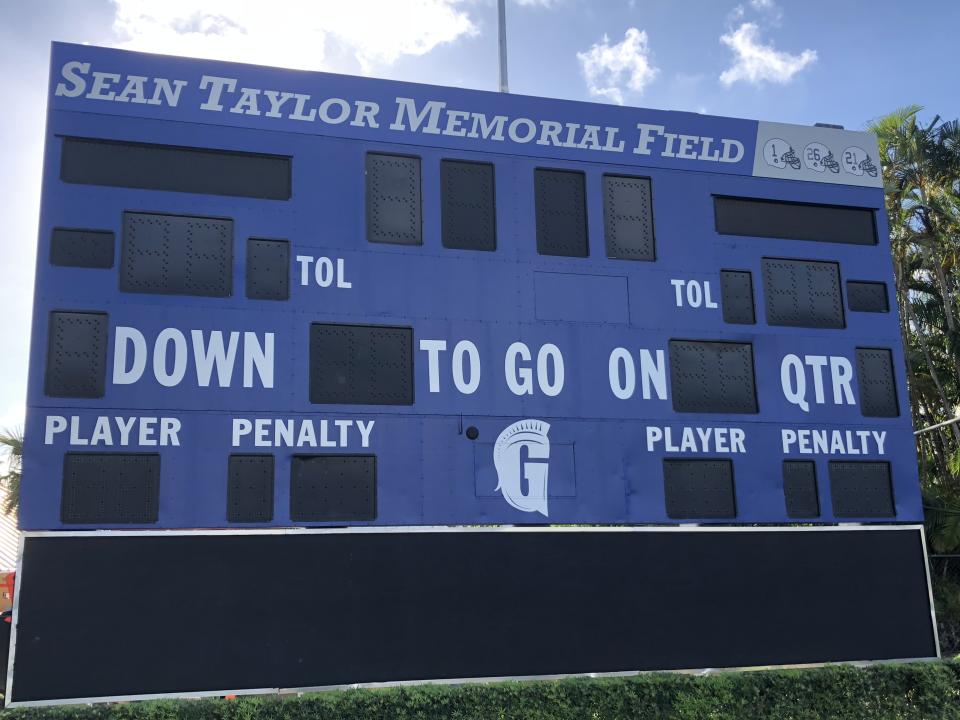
[498,0,509,93]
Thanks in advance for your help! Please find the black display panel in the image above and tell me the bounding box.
[8,528,936,704]
[720,270,755,325]
[714,197,877,245]
[227,455,274,523]
[309,323,414,405]
[50,228,114,268]
[856,348,899,417]
[290,455,377,522]
[762,258,844,329]
[121,212,233,297]
[60,454,160,524]
[366,153,421,245]
[441,160,496,251]
[829,461,895,518]
[59,137,291,199]
[246,238,290,300]
[669,340,758,413]
[783,461,820,518]
[603,174,655,261]
[663,459,736,518]
[535,169,588,257]
[44,311,107,398]
[847,281,889,313]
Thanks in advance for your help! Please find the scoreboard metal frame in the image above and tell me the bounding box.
[5,42,938,706]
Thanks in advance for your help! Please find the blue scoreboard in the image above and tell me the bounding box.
[6,43,938,706]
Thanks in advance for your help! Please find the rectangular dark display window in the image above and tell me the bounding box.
[246,238,289,300]
[60,453,160,524]
[227,455,274,523]
[8,527,938,704]
[669,340,758,413]
[720,270,755,324]
[535,169,588,257]
[309,323,413,405]
[663,459,736,519]
[60,137,291,199]
[856,348,899,417]
[603,174,655,260]
[121,212,232,297]
[366,153,421,245]
[441,160,496,251]
[847,281,889,313]
[762,257,844,329]
[45,311,108,398]
[50,229,114,268]
[290,455,376,522]
[783,461,820,518]
[829,461,895,518]
[714,197,877,245]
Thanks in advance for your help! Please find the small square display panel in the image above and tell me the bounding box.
[603,174,655,260]
[309,323,413,405]
[535,169,588,257]
[663,459,736,519]
[246,238,289,300]
[50,229,114,268]
[441,160,496,251]
[847,281,889,313]
[366,153,421,245]
[829,461,895,518]
[720,270,756,325]
[669,340,758,413]
[762,257,844,329]
[290,455,377,522]
[121,212,232,297]
[60,453,160,524]
[856,348,899,417]
[783,461,820,518]
[45,311,108,398]
[227,455,274,522]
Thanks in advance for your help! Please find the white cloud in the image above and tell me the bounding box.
[513,0,558,6]
[110,0,478,73]
[576,28,658,105]
[0,405,24,435]
[748,0,783,25]
[719,22,816,86]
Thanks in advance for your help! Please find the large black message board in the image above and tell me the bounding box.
[7,527,938,704]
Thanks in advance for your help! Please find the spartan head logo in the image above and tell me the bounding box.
[493,420,551,517]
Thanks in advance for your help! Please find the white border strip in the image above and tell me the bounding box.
[5,524,939,708]
[15,523,931,538]
[4,532,25,707]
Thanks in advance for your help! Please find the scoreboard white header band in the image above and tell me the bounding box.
[51,49,881,188]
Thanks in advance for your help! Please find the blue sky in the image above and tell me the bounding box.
[0,0,957,429]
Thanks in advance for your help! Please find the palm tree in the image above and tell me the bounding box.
[870,107,960,474]
[0,428,22,516]
[872,108,960,653]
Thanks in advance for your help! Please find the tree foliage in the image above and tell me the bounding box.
[870,107,960,541]
[0,427,21,516]
[871,107,960,651]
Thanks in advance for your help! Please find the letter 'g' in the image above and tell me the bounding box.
[493,420,551,517]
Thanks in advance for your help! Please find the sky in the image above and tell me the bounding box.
[0,0,957,431]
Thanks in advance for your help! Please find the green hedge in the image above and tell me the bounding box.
[4,662,960,720]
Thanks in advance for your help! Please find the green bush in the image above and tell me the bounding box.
[4,663,960,720]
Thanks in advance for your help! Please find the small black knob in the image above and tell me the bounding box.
[465,426,479,440]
